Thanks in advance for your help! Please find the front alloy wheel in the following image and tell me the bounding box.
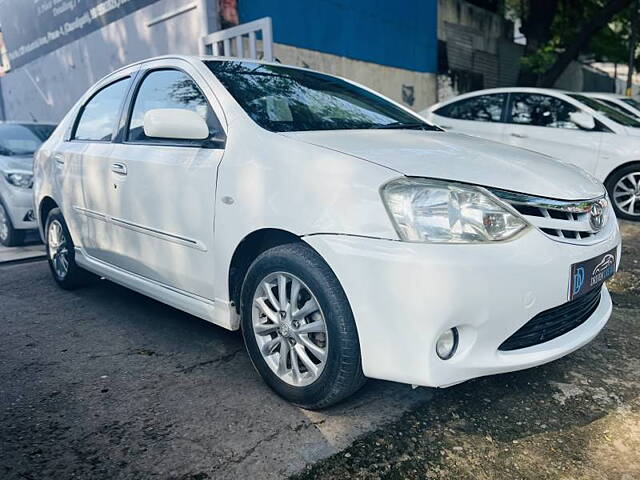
[241,242,366,409]
[252,272,329,387]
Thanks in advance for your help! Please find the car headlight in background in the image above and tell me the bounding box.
[4,172,34,189]
[381,178,528,243]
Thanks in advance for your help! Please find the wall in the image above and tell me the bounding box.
[237,0,438,74]
[0,0,209,123]
[273,44,437,112]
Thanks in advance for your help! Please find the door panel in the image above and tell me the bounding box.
[73,76,132,260]
[106,144,221,298]
[504,92,603,174]
[103,66,225,299]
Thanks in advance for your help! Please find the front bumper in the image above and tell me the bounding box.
[304,222,621,388]
[0,183,37,230]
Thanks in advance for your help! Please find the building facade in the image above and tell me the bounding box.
[0,0,439,122]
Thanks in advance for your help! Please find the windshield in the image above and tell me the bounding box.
[205,61,438,133]
[597,98,640,119]
[569,94,640,127]
[621,97,640,111]
[0,124,55,156]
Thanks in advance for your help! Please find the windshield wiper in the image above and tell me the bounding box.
[371,122,439,131]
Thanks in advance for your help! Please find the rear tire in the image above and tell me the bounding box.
[0,201,25,247]
[240,242,366,410]
[45,208,96,290]
[605,164,640,221]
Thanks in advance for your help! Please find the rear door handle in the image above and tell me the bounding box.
[111,163,128,176]
[510,133,527,139]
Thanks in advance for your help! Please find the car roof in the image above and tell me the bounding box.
[108,54,317,78]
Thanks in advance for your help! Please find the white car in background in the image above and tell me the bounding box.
[34,57,620,408]
[0,122,56,246]
[422,87,640,220]
[582,92,640,120]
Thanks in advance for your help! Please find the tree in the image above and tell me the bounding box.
[513,0,633,86]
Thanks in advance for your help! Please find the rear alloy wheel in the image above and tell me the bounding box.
[45,208,96,290]
[241,242,366,409]
[607,166,640,220]
[0,201,25,247]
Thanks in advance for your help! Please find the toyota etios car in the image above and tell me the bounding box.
[34,57,621,409]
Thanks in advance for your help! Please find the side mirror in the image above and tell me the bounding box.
[143,108,209,140]
[569,111,596,130]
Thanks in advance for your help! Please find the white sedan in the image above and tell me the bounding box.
[422,87,640,220]
[582,92,640,119]
[34,57,620,408]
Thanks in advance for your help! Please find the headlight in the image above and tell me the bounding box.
[381,178,528,243]
[4,172,33,189]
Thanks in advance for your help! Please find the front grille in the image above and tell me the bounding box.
[498,287,602,351]
[489,189,608,245]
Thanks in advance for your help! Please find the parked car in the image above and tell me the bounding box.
[582,91,640,120]
[422,87,640,220]
[35,57,620,408]
[0,122,56,246]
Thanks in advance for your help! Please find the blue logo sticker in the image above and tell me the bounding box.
[573,267,585,295]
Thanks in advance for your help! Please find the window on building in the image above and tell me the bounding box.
[127,69,221,145]
[74,78,129,141]
[435,94,506,122]
[509,93,581,129]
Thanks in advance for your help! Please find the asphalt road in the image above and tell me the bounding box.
[0,260,431,480]
[2,222,639,480]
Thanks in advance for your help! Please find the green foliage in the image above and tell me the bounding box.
[521,40,560,74]
[518,0,634,77]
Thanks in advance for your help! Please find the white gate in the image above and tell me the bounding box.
[201,17,273,61]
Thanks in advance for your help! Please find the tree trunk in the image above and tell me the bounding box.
[538,0,632,87]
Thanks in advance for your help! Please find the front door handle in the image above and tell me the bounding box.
[53,154,65,165]
[510,133,528,139]
[111,163,128,176]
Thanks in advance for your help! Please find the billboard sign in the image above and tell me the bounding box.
[0,0,161,69]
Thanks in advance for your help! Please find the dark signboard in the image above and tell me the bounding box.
[0,0,161,69]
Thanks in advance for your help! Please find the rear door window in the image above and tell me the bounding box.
[435,94,506,122]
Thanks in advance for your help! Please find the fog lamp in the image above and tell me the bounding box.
[436,328,459,360]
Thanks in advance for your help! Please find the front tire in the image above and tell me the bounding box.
[240,242,366,409]
[0,201,25,247]
[606,164,640,221]
[45,208,95,290]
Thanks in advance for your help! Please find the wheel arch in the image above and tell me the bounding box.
[603,160,640,187]
[228,228,302,314]
[38,196,59,235]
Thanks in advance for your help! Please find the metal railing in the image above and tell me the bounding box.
[201,17,273,61]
